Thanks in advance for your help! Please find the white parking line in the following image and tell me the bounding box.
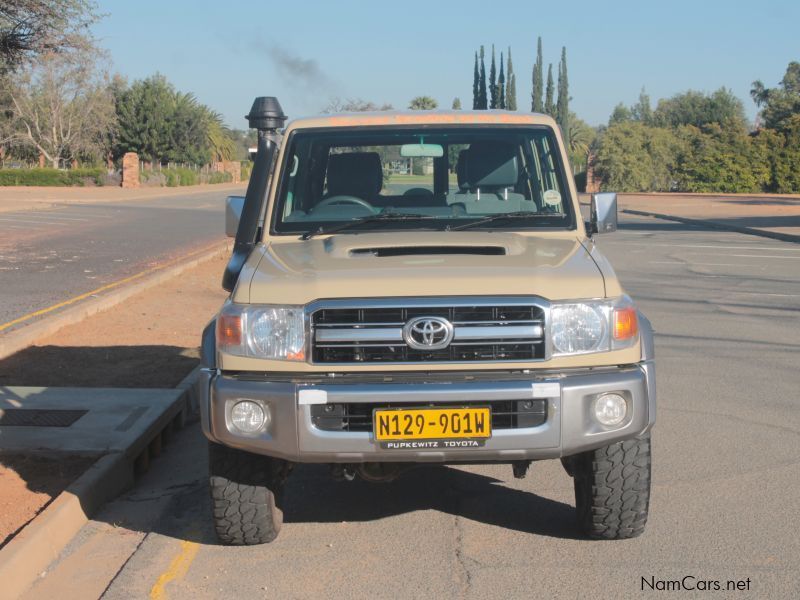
[0,217,64,226]
[12,214,89,221]
[650,261,754,266]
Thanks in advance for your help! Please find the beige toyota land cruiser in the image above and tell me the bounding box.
[199,97,655,545]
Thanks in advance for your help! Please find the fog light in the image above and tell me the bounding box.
[593,393,627,426]
[231,400,266,433]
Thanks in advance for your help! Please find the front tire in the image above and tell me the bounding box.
[571,433,651,540]
[208,442,292,545]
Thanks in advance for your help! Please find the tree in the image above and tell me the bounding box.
[506,47,517,111]
[0,0,100,72]
[3,49,115,167]
[322,97,392,113]
[452,97,462,110]
[115,73,236,165]
[531,36,543,112]
[594,121,683,192]
[653,88,746,130]
[489,45,497,109]
[609,102,633,125]
[472,51,479,109]
[544,63,555,116]
[674,123,767,193]
[632,88,653,124]
[751,61,800,133]
[567,113,596,170]
[752,115,800,192]
[556,47,570,148]
[115,74,177,163]
[498,52,506,109]
[477,46,487,109]
[408,96,437,110]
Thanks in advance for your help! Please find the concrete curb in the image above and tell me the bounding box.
[0,368,204,600]
[622,209,800,244]
[0,241,230,360]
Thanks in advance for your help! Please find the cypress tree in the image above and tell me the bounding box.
[478,46,487,109]
[506,46,517,111]
[489,45,498,109]
[452,97,462,110]
[532,36,543,112]
[472,52,479,110]
[498,52,506,109]
[557,46,570,148]
[544,63,555,117]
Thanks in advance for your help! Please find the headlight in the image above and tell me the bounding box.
[550,297,638,356]
[217,303,305,361]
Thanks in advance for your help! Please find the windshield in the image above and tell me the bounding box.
[270,126,575,235]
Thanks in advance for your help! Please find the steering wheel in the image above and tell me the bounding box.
[313,195,374,212]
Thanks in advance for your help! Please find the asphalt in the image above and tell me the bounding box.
[0,188,237,332]
[23,214,800,599]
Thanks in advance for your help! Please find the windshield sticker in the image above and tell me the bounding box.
[543,189,561,206]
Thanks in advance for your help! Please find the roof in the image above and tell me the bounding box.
[283,110,557,132]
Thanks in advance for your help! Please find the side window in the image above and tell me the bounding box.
[282,155,299,218]
[530,135,566,213]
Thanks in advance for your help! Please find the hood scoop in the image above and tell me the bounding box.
[349,245,507,258]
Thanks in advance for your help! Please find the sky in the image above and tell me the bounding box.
[94,0,799,128]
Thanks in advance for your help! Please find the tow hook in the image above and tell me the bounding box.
[511,460,532,479]
[331,464,357,481]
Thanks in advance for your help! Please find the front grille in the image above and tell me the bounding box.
[311,302,546,363]
[310,400,547,432]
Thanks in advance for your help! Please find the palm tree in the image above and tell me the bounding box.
[567,113,596,172]
[203,108,237,162]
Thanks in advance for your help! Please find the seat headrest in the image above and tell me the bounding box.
[326,152,383,199]
[464,142,519,189]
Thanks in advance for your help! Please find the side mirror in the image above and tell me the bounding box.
[225,196,245,238]
[590,192,617,235]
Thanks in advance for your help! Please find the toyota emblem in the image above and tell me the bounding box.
[402,316,454,351]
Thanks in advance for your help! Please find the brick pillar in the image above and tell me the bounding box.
[121,152,140,188]
[223,160,241,183]
[585,151,601,193]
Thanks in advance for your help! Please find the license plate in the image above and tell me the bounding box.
[374,407,491,449]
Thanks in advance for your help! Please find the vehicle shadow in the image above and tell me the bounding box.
[282,463,583,540]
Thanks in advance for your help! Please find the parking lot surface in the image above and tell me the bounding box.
[25,214,800,599]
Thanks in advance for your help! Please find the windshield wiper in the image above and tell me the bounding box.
[447,211,552,231]
[300,213,436,240]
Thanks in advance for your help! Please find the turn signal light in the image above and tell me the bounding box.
[613,307,638,340]
[217,313,242,346]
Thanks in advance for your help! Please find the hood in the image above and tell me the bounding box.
[243,231,605,304]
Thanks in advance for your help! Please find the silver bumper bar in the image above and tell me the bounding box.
[199,362,655,463]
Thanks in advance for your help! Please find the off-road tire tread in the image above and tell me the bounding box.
[208,443,290,545]
[573,433,651,540]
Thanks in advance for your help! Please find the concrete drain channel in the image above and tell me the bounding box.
[0,408,89,427]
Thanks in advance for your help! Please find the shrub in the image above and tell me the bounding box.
[207,171,233,184]
[0,168,106,186]
[240,161,252,181]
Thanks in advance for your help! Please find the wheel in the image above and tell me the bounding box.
[208,442,292,545]
[570,433,651,540]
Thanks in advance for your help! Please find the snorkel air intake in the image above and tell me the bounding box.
[222,97,287,292]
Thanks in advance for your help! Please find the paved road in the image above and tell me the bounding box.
[0,188,240,332]
[25,215,800,599]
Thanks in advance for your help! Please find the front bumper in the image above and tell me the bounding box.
[199,362,655,463]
